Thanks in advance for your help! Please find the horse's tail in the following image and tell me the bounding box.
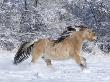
[13,41,34,65]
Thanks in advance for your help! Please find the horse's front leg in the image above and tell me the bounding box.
[71,52,87,70]
[81,56,87,68]
[81,57,86,62]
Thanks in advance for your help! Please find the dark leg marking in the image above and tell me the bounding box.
[42,57,52,66]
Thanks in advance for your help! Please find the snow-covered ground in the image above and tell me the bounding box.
[0,50,110,82]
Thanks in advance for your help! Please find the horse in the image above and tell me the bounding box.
[13,25,96,70]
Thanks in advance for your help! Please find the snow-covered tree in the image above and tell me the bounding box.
[0,0,110,53]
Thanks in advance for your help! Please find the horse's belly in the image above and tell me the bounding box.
[44,44,70,60]
[44,52,70,60]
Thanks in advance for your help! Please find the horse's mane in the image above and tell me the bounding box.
[54,26,76,44]
[53,25,89,44]
[75,25,88,31]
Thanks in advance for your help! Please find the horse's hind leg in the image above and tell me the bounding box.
[42,57,52,66]
[31,40,46,63]
[31,45,43,63]
[31,48,42,63]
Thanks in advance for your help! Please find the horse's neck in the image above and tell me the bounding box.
[73,31,85,41]
[68,31,85,46]
[77,31,85,41]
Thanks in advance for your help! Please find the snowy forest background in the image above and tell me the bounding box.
[0,0,110,54]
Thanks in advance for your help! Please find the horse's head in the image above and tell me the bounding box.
[83,27,97,41]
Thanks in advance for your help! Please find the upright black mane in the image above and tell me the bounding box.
[54,26,76,44]
[75,25,88,31]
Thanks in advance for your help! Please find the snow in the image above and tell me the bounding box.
[0,50,110,82]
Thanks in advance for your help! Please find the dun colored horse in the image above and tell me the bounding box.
[14,25,96,70]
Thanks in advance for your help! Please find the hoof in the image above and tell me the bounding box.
[80,63,87,70]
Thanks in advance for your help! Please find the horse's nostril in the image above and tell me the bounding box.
[93,36,97,40]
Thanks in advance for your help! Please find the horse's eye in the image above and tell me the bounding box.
[88,31,91,33]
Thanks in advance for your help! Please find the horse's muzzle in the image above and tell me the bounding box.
[93,36,97,40]
[89,36,97,41]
